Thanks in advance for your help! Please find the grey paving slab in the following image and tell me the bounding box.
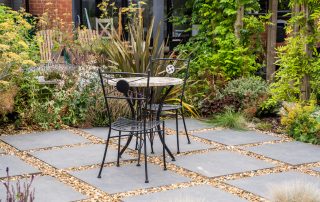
[246,141,320,165]
[313,167,320,172]
[0,176,86,202]
[193,129,281,146]
[172,151,275,177]
[122,135,213,155]
[0,130,89,150]
[81,127,121,140]
[31,144,134,169]
[123,184,247,202]
[0,155,39,178]
[70,163,190,194]
[165,118,212,131]
[227,171,320,200]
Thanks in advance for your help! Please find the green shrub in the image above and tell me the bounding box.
[174,0,265,108]
[222,76,268,117]
[270,2,320,103]
[281,103,320,144]
[257,97,281,117]
[0,5,39,121]
[209,108,247,130]
[1,65,112,129]
[200,76,268,117]
[13,71,42,127]
[0,5,38,90]
[220,76,267,101]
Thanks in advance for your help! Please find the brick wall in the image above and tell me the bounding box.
[28,0,73,30]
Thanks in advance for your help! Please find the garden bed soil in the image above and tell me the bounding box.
[257,116,284,134]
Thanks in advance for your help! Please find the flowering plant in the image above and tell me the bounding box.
[0,5,37,90]
[281,102,320,144]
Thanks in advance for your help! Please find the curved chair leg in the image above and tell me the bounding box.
[137,132,142,166]
[143,130,149,183]
[117,131,121,167]
[175,110,180,154]
[98,128,112,178]
[135,133,139,150]
[181,109,191,144]
[119,135,133,157]
[162,122,167,170]
[150,128,155,154]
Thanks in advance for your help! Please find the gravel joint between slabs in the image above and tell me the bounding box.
[1,126,320,202]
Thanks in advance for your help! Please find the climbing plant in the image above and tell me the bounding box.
[174,0,267,108]
[270,0,320,103]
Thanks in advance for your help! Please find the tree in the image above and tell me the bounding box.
[234,0,244,39]
[266,0,278,82]
[300,1,312,100]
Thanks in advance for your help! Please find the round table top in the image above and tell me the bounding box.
[108,77,183,87]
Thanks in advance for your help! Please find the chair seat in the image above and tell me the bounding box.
[111,117,162,132]
[146,104,182,112]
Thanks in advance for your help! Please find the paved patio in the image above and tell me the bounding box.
[0,118,320,201]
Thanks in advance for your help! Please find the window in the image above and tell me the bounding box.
[0,0,24,11]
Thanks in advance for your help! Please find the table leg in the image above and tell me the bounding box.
[156,85,175,161]
[119,86,176,161]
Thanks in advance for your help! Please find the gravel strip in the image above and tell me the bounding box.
[1,126,319,202]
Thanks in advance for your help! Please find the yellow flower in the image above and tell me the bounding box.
[22,60,36,67]
[2,52,22,63]
[0,44,10,51]
[19,20,32,30]
[0,21,14,30]
[17,41,28,49]
[287,111,296,120]
[303,105,314,113]
[3,32,17,41]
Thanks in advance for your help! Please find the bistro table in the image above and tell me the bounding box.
[108,76,183,161]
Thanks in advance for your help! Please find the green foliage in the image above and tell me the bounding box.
[208,108,247,130]
[241,15,267,57]
[200,76,268,117]
[281,103,320,144]
[255,122,273,131]
[95,1,198,116]
[221,76,268,117]
[220,76,267,101]
[0,5,38,90]
[28,68,115,129]
[270,0,320,103]
[175,0,266,108]
[271,37,320,102]
[31,88,91,129]
[95,3,164,73]
[1,65,115,130]
[212,35,260,79]
[13,71,42,126]
[258,97,281,117]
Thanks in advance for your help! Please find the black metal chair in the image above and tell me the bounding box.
[147,57,191,154]
[97,69,166,183]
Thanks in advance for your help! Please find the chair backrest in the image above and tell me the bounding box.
[149,57,190,105]
[98,69,151,124]
[96,18,113,37]
[37,30,63,64]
